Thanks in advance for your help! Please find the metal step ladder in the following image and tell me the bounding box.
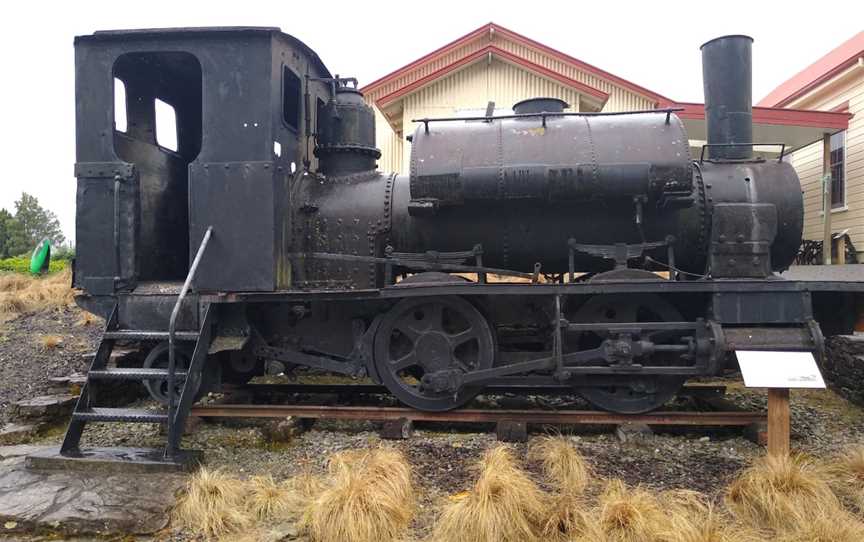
[59,227,214,463]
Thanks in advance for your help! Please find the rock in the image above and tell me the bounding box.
[262,521,300,541]
[0,445,186,536]
[496,420,528,442]
[0,424,38,445]
[380,418,413,440]
[12,394,77,422]
[616,422,653,444]
[823,336,864,406]
[262,417,306,443]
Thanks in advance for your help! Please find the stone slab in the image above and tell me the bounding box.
[0,424,37,445]
[12,394,78,421]
[0,445,187,536]
[26,447,202,475]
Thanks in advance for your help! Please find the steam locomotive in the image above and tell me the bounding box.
[62,27,862,459]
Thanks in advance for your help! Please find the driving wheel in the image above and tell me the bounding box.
[569,290,686,414]
[373,296,495,411]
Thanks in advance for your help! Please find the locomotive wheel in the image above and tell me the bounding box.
[142,342,212,405]
[570,291,686,414]
[373,296,495,411]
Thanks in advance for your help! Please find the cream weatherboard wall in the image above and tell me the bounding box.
[787,69,864,254]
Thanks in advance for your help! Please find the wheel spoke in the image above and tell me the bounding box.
[425,303,444,331]
[391,350,419,371]
[448,328,477,347]
[394,324,421,342]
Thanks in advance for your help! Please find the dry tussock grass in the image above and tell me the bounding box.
[301,447,415,542]
[657,489,757,542]
[283,468,325,512]
[432,445,546,542]
[775,510,864,542]
[822,445,864,515]
[725,454,840,531]
[38,334,63,349]
[579,478,668,542]
[528,436,592,540]
[247,474,292,520]
[76,311,98,326]
[528,435,591,494]
[0,270,75,319]
[173,468,251,538]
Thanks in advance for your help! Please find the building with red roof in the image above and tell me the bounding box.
[362,23,852,254]
[759,31,864,258]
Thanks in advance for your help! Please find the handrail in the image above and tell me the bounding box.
[166,226,213,444]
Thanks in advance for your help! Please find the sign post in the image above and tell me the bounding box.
[736,350,825,458]
[766,388,791,457]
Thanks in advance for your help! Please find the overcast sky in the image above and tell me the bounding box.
[2,0,862,242]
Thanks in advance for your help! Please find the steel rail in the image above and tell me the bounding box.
[222,382,728,398]
[190,404,764,426]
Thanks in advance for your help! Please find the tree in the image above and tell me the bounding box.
[13,193,65,249]
[0,209,30,258]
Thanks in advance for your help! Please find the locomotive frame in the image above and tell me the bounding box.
[60,27,863,464]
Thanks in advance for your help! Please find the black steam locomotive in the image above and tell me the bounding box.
[62,27,862,460]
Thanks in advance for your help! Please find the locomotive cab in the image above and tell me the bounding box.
[73,27,334,301]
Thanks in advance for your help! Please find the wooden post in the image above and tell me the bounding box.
[836,235,846,265]
[767,388,790,457]
[822,133,833,265]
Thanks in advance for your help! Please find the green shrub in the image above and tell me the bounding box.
[0,257,66,274]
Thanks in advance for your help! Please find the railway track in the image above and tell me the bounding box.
[221,382,729,398]
[190,403,765,426]
[194,383,765,429]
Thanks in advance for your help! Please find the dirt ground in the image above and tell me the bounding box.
[1,306,863,541]
[0,307,98,425]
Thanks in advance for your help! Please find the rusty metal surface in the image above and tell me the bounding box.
[190,403,764,425]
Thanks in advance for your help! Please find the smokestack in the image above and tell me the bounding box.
[700,35,753,160]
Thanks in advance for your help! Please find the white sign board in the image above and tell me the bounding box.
[736,350,825,389]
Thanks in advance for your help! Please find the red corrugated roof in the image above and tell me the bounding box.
[375,45,609,107]
[674,102,851,129]
[360,22,672,105]
[758,31,864,108]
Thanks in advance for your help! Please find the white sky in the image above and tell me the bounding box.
[2,0,862,242]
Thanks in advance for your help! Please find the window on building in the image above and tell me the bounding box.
[283,67,301,130]
[830,130,845,209]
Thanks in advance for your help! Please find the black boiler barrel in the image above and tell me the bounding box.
[701,35,753,160]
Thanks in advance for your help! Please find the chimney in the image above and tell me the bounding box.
[701,35,753,160]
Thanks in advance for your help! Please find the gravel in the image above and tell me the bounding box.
[0,308,100,425]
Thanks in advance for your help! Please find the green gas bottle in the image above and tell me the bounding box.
[29,239,51,275]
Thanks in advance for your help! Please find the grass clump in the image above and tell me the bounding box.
[246,474,292,521]
[173,468,251,538]
[38,335,63,350]
[822,445,864,515]
[528,435,591,494]
[580,479,668,542]
[301,447,415,542]
[432,445,546,542]
[657,490,756,542]
[776,510,864,542]
[725,454,840,531]
[528,436,592,540]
